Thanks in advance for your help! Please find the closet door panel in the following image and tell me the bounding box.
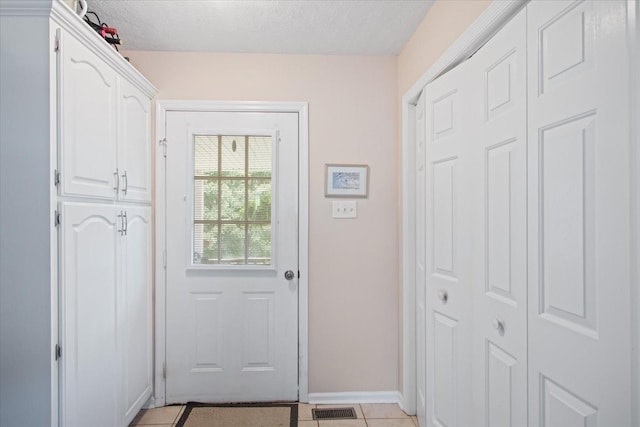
[415,90,427,427]
[424,63,473,427]
[118,79,152,202]
[468,8,528,427]
[60,203,119,427]
[59,31,118,199]
[527,1,631,425]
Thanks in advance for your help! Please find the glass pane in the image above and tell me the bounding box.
[194,223,218,264]
[220,179,246,221]
[220,224,245,264]
[248,225,271,265]
[221,136,245,177]
[194,136,218,177]
[194,179,218,220]
[248,179,271,222]
[248,136,272,177]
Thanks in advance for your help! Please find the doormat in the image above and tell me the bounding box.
[175,402,298,427]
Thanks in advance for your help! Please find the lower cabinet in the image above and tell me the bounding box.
[60,203,152,427]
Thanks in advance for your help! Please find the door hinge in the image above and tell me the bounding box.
[54,31,60,53]
[54,210,61,227]
[163,249,167,269]
[54,344,62,361]
[159,138,167,157]
[54,169,60,187]
[162,363,167,379]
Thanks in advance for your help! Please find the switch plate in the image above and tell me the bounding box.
[332,201,357,218]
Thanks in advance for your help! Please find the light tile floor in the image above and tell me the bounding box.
[129,403,419,427]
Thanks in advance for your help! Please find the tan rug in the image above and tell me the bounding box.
[175,403,297,427]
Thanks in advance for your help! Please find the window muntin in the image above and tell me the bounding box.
[192,134,273,266]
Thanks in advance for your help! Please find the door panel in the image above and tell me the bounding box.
[527,1,631,425]
[121,207,153,424]
[415,90,427,427]
[424,63,473,427]
[60,31,117,199]
[468,8,528,427]
[60,203,119,427]
[119,80,152,202]
[165,111,299,403]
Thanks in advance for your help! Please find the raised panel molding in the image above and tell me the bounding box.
[242,292,275,371]
[192,293,223,371]
[486,139,516,305]
[432,312,458,427]
[538,1,594,95]
[541,376,597,427]
[486,341,517,427]
[485,50,516,122]
[433,158,457,277]
[539,112,596,335]
[432,91,457,140]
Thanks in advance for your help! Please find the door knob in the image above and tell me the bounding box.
[492,318,505,336]
[284,270,295,280]
[437,290,448,304]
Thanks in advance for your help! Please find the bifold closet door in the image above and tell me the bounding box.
[468,8,528,427]
[527,0,632,425]
[414,89,427,427]
[424,62,474,427]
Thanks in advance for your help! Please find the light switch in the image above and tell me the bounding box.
[332,200,357,218]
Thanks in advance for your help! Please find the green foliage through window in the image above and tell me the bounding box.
[193,135,272,265]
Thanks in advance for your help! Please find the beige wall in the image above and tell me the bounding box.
[398,0,492,97]
[127,52,399,394]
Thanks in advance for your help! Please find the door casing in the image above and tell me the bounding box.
[154,101,309,406]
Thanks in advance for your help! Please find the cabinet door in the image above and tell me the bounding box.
[118,79,152,202]
[59,30,118,199]
[120,206,153,424]
[60,203,120,427]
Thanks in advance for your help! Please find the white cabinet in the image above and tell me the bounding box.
[121,206,153,423]
[60,204,120,427]
[119,80,152,202]
[60,204,152,427]
[0,2,156,427]
[60,30,118,200]
[60,29,151,202]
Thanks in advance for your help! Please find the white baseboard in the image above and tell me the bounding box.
[306,391,402,405]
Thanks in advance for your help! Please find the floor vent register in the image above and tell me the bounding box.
[311,407,357,420]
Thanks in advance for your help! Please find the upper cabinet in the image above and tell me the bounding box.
[119,79,152,202]
[59,28,152,202]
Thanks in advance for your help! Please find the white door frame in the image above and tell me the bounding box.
[400,0,639,420]
[154,100,309,406]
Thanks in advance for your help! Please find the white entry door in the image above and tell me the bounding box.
[164,110,299,403]
[527,0,632,425]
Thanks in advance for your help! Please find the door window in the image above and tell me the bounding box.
[192,134,274,266]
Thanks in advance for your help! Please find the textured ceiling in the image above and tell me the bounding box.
[85,0,434,55]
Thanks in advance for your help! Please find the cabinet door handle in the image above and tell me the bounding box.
[121,171,128,196]
[117,211,124,236]
[113,168,120,194]
[123,211,128,236]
